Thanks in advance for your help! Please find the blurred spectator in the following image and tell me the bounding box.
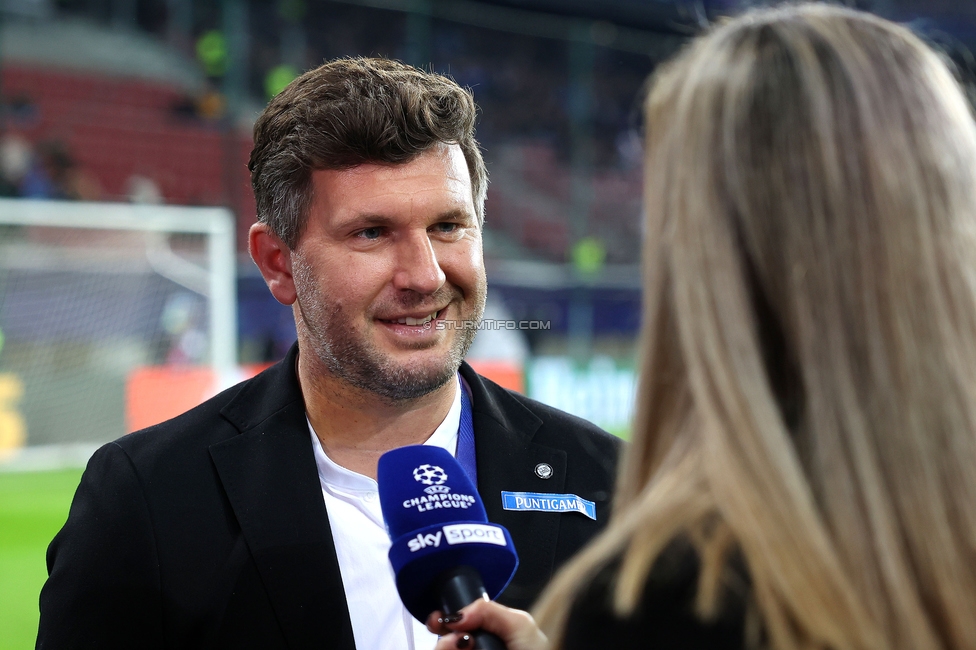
[159,292,207,365]
[3,94,40,128]
[170,84,226,123]
[196,87,226,121]
[0,135,32,197]
[21,140,101,201]
[125,174,163,204]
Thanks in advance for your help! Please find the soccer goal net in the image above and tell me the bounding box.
[0,198,237,467]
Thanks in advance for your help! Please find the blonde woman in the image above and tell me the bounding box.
[429,4,976,649]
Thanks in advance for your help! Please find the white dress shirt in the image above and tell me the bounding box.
[308,379,462,650]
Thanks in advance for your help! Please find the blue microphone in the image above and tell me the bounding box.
[378,445,519,650]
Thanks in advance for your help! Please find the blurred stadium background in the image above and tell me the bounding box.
[0,0,974,646]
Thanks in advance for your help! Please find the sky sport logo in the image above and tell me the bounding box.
[407,531,443,552]
[407,524,507,552]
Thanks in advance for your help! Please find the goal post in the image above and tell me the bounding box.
[0,198,238,464]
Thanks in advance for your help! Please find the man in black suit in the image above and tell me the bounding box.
[37,58,620,649]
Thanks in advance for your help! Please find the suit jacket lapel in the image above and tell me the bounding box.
[209,345,355,650]
[460,363,568,609]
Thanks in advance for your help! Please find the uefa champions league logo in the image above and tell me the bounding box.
[402,464,476,510]
[413,464,448,486]
[413,464,451,495]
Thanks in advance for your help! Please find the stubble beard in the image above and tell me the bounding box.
[293,264,486,403]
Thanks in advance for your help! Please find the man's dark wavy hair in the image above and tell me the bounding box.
[248,57,487,248]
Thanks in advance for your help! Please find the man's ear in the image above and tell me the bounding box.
[249,223,298,306]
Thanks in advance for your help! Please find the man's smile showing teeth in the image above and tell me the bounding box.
[381,309,443,326]
[401,313,435,326]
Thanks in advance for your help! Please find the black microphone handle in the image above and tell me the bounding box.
[436,565,507,650]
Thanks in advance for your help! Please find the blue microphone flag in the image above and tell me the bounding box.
[378,445,519,622]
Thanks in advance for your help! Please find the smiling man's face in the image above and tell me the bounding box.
[290,143,486,401]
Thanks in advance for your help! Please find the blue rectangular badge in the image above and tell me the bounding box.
[500,491,597,520]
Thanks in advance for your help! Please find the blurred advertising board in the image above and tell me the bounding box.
[526,356,635,438]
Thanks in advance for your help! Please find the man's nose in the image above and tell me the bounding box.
[391,230,446,294]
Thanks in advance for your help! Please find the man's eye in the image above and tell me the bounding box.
[432,223,459,234]
[357,227,383,240]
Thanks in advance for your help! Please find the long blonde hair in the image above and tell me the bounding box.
[534,5,976,649]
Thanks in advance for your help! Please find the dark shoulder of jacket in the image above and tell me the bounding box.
[561,537,752,649]
[112,378,244,455]
[110,355,296,465]
[475,371,623,470]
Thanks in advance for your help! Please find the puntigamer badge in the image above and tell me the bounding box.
[500,491,597,520]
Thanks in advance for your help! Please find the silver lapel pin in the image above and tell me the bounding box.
[534,463,553,479]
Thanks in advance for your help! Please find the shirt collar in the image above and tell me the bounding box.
[309,376,463,492]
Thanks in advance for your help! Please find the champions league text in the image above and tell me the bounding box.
[402,492,478,512]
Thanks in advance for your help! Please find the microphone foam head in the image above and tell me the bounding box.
[379,445,488,537]
[378,446,519,622]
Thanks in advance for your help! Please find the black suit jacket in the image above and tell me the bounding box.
[37,344,621,649]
